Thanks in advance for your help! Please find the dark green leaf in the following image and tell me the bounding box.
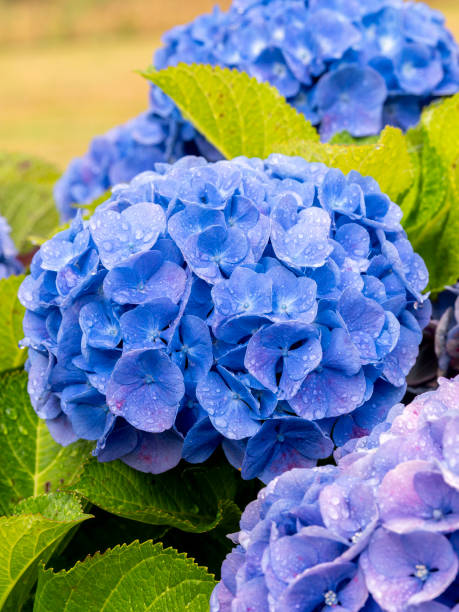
[72,457,241,533]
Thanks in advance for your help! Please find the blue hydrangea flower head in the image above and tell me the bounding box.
[0,216,23,278]
[212,375,459,611]
[54,0,459,220]
[21,154,429,479]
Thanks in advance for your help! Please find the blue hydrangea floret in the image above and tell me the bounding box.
[212,375,459,611]
[21,154,429,479]
[0,216,23,279]
[55,0,459,219]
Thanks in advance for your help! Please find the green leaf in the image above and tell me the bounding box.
[0,492,91,611]
[328,131,379,146]
[402,94,459,293]
[421,93,459,167]
[35,540,215,612]
[0,370,93,514]
[73,457,241,533]
[0,275,27,374]
[142,64,319,159]
[275,126,415,203]
[0,152,60,253]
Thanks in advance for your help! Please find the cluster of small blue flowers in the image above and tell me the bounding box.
[212,376,459,612]
[20,155,429,479]
[0,216,22,279]
[54,0,459,220]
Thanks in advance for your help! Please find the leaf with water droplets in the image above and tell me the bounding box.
[0,492,91,611]
[0,370,93,514]
[0,275,27,374]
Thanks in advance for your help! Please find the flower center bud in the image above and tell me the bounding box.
[351,531,362,544]
[414,564,429,581]
[324,590,338,606]
[273,62,287,78]
[432,509,443,521]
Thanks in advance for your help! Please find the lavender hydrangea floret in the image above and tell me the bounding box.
[212,376,459,611]
[21,154,429,479]
[55,0,459,220]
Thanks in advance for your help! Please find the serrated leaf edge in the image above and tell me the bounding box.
[38,539,216,580]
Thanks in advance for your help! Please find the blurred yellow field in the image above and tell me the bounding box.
[0,0,458,167]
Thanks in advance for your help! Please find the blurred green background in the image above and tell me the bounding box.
[1,0,458,168]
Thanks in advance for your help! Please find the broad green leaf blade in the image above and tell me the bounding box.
[0,370,93,514]
[0,275,27,373]
[402,94,459,292]
[73,457,241,533]
[0,152,60,253]
[421,93,459,167]
[142,64,319,159]
[275,126,414,203]
[35,541,215,612]
[0,492,91,611]
[408,195,459,294]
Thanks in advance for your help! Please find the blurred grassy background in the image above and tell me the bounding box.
[0,0,457,168]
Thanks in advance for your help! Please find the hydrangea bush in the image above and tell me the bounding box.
[55,0,459,219]
[212,375,459,611]
[0,215,22,278]
[19,154,430,480]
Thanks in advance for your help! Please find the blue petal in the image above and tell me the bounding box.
[120,300,179,351]
[289,367,366,420]
[79,299,121,350]
[212,268,272,318]
[170,314,213,385]
[122,429,183,473]
[106,349,185,432]
[196,369,261,439]
[182,417,222,463]
[242,417,333,481]
[103,250,187,305]
[89,202,166,269]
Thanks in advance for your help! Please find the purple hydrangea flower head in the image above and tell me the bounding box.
[21,155,429,478]
[0,216,22,278]
[213,376,459,611]
[55,0,459,220]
